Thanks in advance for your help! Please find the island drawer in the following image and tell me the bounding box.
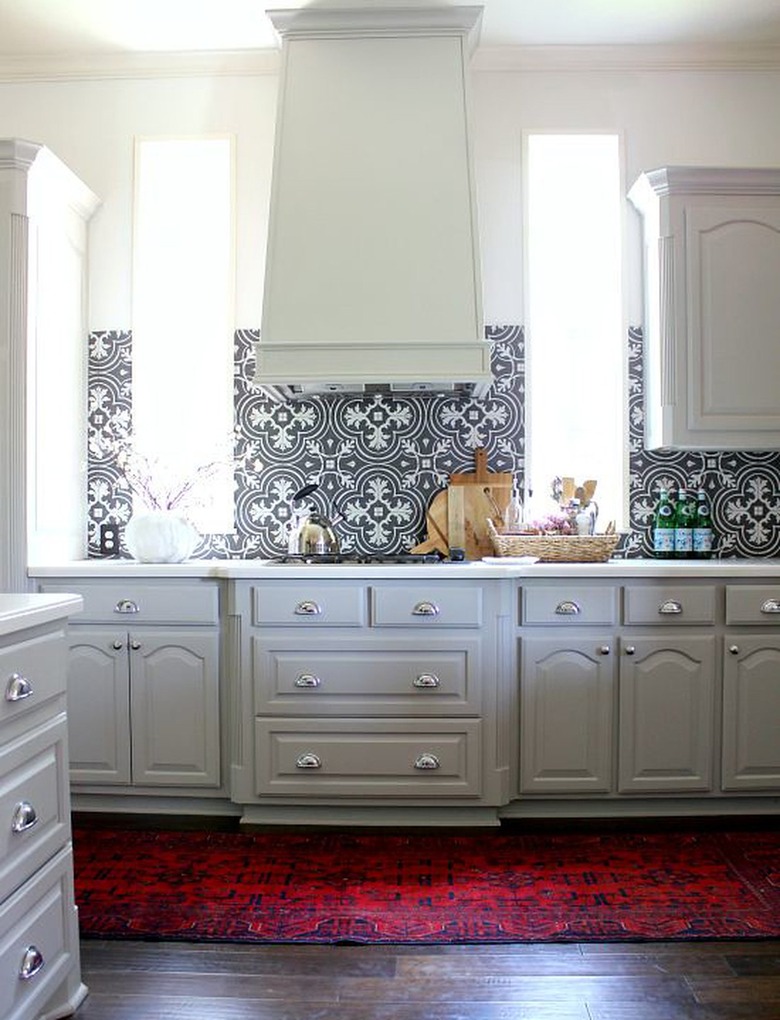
[521,586,618,626]
[624,585,716,625]
[0,629,65,725]
[38,581,219,625]
[252,584,366,627]
[371,585,482,627]
[253,636,480,715]
[726,585,780,625]
[0,715,70,904]
[255,717,482,798]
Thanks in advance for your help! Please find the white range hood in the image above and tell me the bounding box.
[256,4,492,400]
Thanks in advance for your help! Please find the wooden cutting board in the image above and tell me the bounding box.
[412,448,514,560]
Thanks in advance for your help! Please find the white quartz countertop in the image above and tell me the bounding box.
[0,592,83,636]
[27,558,780,580]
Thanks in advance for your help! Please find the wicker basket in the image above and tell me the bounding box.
[486,519,619,562]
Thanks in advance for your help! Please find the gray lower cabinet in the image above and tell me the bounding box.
[618,634,716,793]
[39,581,221,792]
[231,578,505,816]
[722,635,780,791]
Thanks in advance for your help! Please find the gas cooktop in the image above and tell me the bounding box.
[268,551,464,565]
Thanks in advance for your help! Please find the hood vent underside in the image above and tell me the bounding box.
[256,5,492,401]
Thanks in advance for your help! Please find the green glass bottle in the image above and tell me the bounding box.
[673,487,696,558]
[652,487,675,558]
[692,489,714,559]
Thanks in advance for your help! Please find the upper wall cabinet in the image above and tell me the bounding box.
[629,166,780,450]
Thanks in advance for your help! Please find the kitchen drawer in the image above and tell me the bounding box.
[38,581,219,626]
[255,717,482,797]
[253,635,480,715]
[726,585,780,625]
[624,585,716,625]
[0,845,76,1020]
[521,586,618,626]
[0,714,70,904]
[252,583,366,627]
[371,585,482,628]
[0,630,65,725]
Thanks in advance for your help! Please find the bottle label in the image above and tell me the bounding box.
[693,528,713,553]
[675,528,693,553]
[653,528,675,553]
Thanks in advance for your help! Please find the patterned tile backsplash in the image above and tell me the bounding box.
[87,324,780,559]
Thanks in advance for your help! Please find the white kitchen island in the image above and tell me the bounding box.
[31,560,780,826]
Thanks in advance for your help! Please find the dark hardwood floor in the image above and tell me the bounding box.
[74,938,780,1019]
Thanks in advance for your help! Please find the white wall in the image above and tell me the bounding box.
[1,61,779,330]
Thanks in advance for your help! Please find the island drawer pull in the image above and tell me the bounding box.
[294,600,322,616]
[295,752,322,769]
[19,945,45,981]
[294,673,321,688]
[5,673,33,702]
[760,598,780,615]
[414,753,440,770]
[412,601,439,617]
[413,673,440,689]
[555,600,581,616]
[11,801,38,834]
[658,599,683,615]
[114,598,139,614]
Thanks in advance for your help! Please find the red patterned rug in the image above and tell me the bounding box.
[72,825,780,944]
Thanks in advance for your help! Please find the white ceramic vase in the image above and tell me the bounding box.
[125,511,199,563]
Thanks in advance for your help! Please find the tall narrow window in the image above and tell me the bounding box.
[525,133,625,529]
[133,136,234,532]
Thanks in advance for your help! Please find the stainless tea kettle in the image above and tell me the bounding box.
[288,482,341,556]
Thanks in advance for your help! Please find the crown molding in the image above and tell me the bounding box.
[471,43,780,73]
[0,49,281,84]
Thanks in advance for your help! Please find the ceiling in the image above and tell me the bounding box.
[1,0,780,57]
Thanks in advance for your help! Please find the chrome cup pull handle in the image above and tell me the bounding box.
[114,598,139,614]
[295,752,322,770]
[19,945,45,981]
[413,673,441,689]
[555,600,581,616]
[412,601,439,617]
[414,753,441,770]
[5,673,33,702]
[11,801,38,834]
[760,598,780,615]
[294,600,322,616]
[294,673,321,688]
[659,599,683,615]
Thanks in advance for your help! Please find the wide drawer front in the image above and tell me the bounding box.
[726,585,780,625]
[371,585,482,627]
[252,584,366,627]
[0,630,65,726]
[39,581,218,625]
[521,586,618,626]
[253,636,480,715]
[0,845,75,1020]
[624,585,717,625]
[0,715,70,904]
[255,718,482,798]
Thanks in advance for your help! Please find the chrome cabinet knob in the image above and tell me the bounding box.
[760,598,780,615]
[111,639,124,650]
[598,645,611,656]
[294,673,321,688]
[555,600,581,616]
[19,945,45,981]
[412,601,439,617]
[414,753,441,770]
[624,645,636,656]
[413,673,441,688]
[114,598,139,614]
[11,801,38,834]
[729,644,740,655]
[130,639,142,650]
[294,600,322,616]
[295,753,322,769]
[658,599,683,615]
[5,673,33,702]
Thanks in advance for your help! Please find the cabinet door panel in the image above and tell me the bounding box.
[722,636,780,790]
[618,636,715,793]
[519,637,614,794]
[130,630,220,787]
[66,630,130,784]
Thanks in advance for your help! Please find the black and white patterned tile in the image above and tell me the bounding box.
[87,323,780,559]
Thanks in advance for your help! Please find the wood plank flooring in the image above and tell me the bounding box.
[74,938,780,1019]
